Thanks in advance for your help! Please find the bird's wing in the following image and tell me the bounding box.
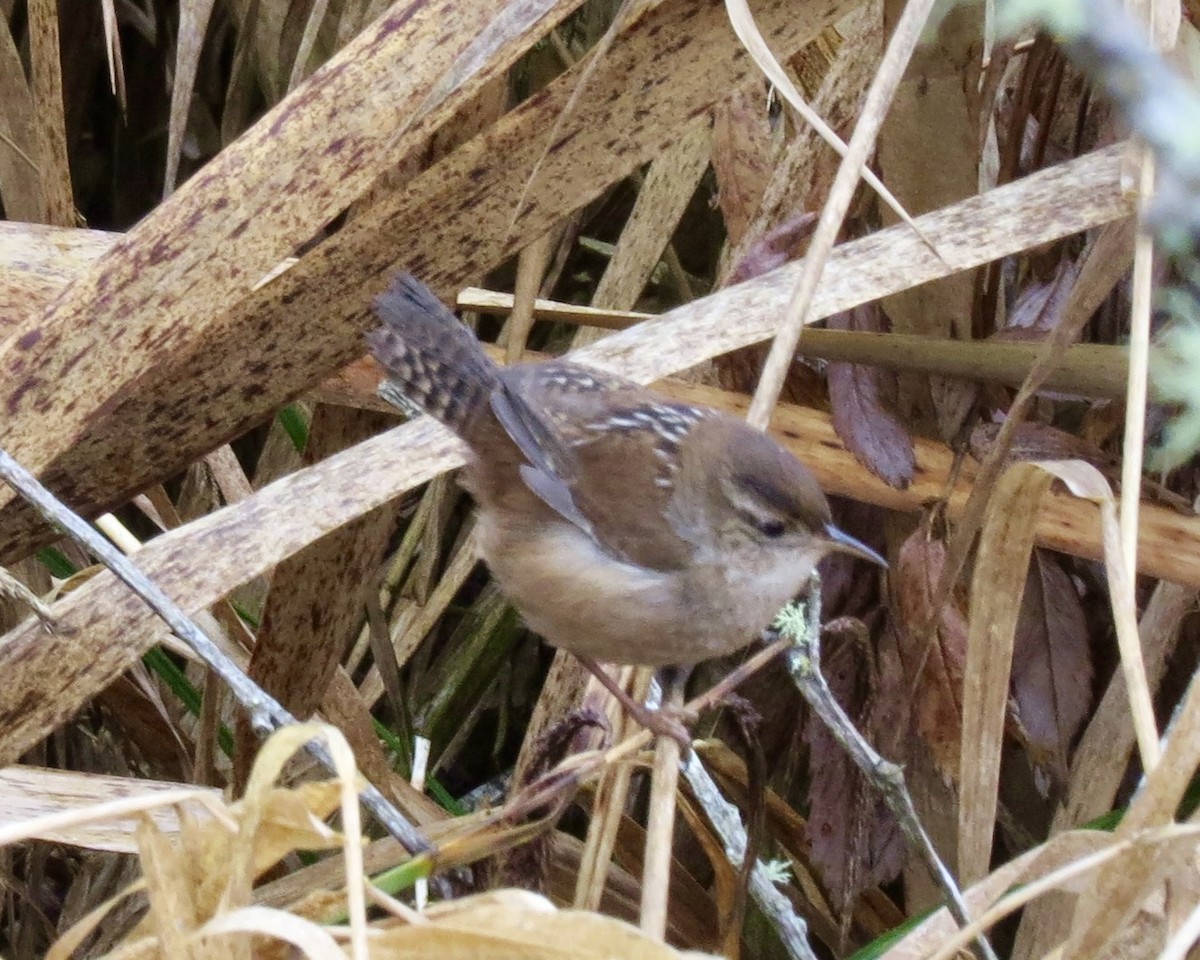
[489,378,595,537]
[499,362,702,571]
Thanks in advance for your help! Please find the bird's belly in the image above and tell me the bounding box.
[475,513,788,666]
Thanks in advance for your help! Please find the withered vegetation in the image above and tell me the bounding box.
[0,1,1197,958]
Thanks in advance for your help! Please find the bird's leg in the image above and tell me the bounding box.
[658,664,695,720]
[576,656,694,751]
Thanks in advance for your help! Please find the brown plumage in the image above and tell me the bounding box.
[367,274,883,667]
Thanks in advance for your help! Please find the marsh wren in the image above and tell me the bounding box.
[367,275,883,689]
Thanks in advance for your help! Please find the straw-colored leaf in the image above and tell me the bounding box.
[589,114,710,314]
[878,1,983,439]
[197,906,345,960]
[958,461,1054,883]
[372,889,701,959]
[724,1,883,282]
[881,829,1119,958]
[164,0,218,196]
[6,4,1200,958]
[0,144,1134,564]
[1048,550,1195,830]
[0,0,579,553]
[234,407,401,785]
[26,0,74,226]
[0,417,463,769]
[0,20,44,223]
[1034,460,1158,770]
[0,0,842,563]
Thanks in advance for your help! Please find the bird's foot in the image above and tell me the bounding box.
[624,700,697,754]
[576,656,696,753]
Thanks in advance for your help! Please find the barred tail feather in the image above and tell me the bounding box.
[367,274,498,434]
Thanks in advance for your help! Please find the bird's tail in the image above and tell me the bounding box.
[366,274,499,436]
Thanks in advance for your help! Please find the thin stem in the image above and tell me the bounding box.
[640,672,684,940]
[781,584,999,960]
[0,446,431,858]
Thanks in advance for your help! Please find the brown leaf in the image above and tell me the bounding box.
[726,212,817,286]
[891,522,967,779]
[711,83,782,249]
[928,373,979,446]
[584,116,712,322]
[805,629,904,915]
[721,1,880,287]
[376,890,698,959]
[1010,549,1093,785]
[1004,258,1080,333]
[828,304,915,489]
[968,420,1112,469]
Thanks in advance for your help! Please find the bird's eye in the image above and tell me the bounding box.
[754,517,787,539]
[735,507,787,539]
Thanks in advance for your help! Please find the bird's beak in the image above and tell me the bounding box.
[823,523,888,568]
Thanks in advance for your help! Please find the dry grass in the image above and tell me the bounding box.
[0,0,1198,958]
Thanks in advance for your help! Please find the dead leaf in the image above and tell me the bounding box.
[235,406,401,788]
[1005,263,1078,333]
[711,83,782,249]
[968,420,1113,469]
[877,1,983,442]
[726,212,817,286]
[375,890,697,959]
[958,460,1056,883]
[1010,548,1093,786]
[828,304,915,489]
[891,520,967,779]
[805,629,904,916]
